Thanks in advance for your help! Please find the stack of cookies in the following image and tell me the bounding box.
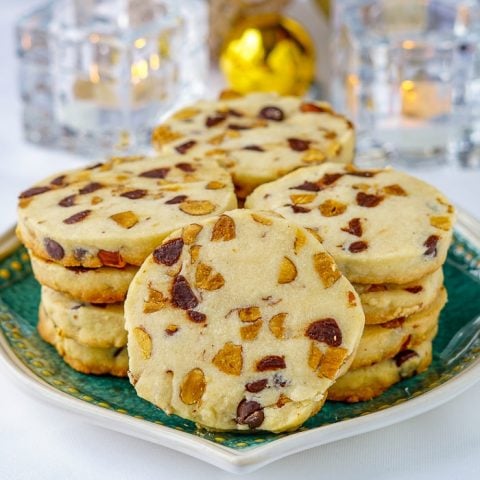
[15,91,458,432]
[246,162,455,402]
[17,154,237,376]
[16,91,356,382]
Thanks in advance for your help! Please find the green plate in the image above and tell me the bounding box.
[1,210,480,473]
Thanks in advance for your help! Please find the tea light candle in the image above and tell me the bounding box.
[401,79,452,119]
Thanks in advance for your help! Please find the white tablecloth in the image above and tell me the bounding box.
[1,1,480,479]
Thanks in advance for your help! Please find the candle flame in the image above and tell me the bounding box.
[347,74,359,86]
[134,38,146,49]
[401,80,416,92]
[89,64,100,84]
[402,40,416,50]
[131,59,149,82]
[149,54,160,70]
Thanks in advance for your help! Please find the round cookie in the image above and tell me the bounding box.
[328,340,433,403]
[351,287,445,370]
[41,286,126,348]
[355,268,444,324]
[245,163,455,284]
[17,154,237,268]
[125,209,365,432]
[152,92,355,197]
[30,251,136,303]
[38,307,128,377]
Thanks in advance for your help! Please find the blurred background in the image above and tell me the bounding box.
[2,0,480,235]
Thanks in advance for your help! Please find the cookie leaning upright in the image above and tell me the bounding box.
[151,92,355,197]
[125,209,365,432]
[17,155,237,268]
[246,163,455,284]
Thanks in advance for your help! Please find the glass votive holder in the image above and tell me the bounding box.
[16,0,208,157]
[330,0,480,168]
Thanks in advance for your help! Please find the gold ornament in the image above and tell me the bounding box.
[208,0,292,60]
[220,13,315,96]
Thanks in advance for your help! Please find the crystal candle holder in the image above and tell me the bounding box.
[16,0,208,156]
[330,0,480,168]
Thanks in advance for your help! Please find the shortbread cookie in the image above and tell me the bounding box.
[41,286,126,348]
[17,155,237,268]
[355,268,444,324]
[246,163,455,284]
[30,251,136,303]
[152,92,355,197]
[328,340,433,403]
[125,209,365,432]
[38,307,128,377]
[351,287,445,370]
